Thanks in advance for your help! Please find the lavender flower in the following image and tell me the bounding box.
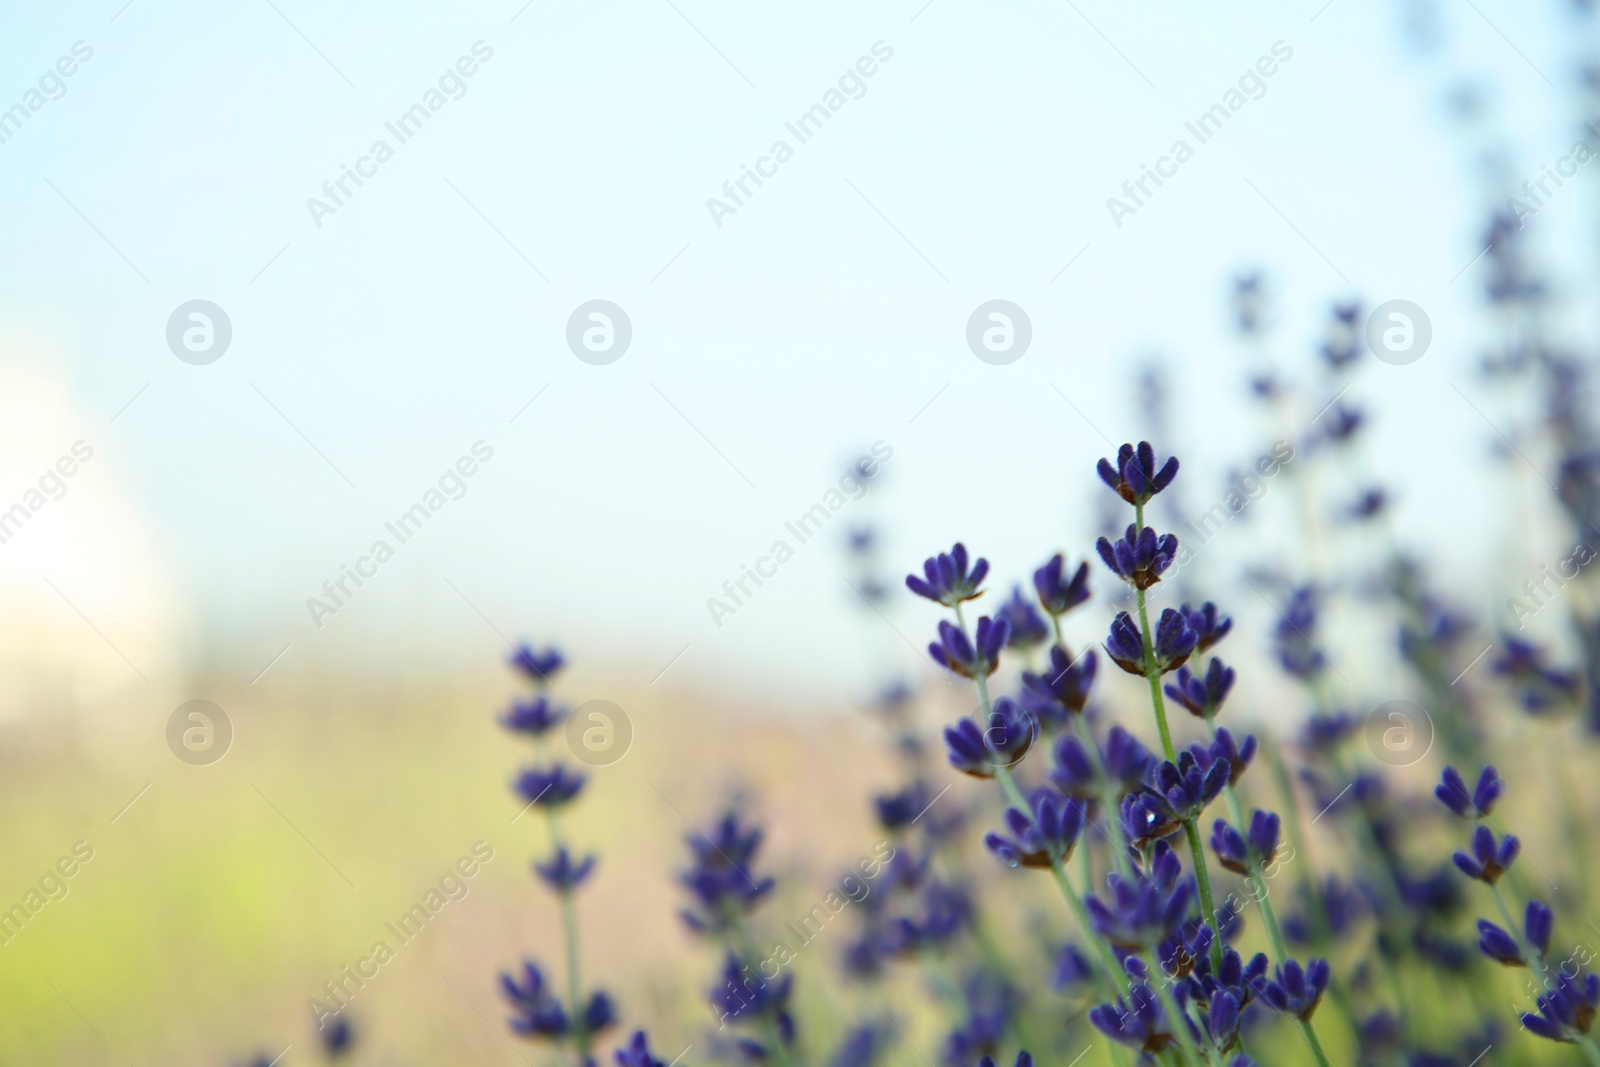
[997,585,1050,650]
[1106,609,1195,675]
[1052,943,1093,989]
[1097,441,1180,506]
[984,787,1087,869]
[1211,811,1281,875]
[710,953,795,1044]
[1192,728,1256,787]
[615,1031,668,1067]
[1050,726,1154,801]
[679,811,777,931]
[510,643,565,685]
[1033,553,1091,616]
[929,617,1009,679]
[1088,983,1175,1054]
[501,694,567,736]
[1149,749,1230,821]
[319,1013,355,1060]
[1183,601,1233,653]
[830,1026,886,1067]
[906,542,990,607]
[1164,658,1235,718]
[1086,842,1194,949]
[1493,637,1581,714]
[535,847,597,892]
[1477,918,1525,966]
[501,961,570,1036]
[1319,301,1363,369]
[1435,765,1503,819]
[976,1053,1032,1067]
[1020,645,1097,719]
[1527,899,1554,954]
[1523,972,1600,1043]
[1121,791,1185,848]
[1249,958,1331,1021]
[1274,586,1328,679]
[1451,825,1520,885]
[944,697,1036,776]
[1096,524,1179,589]
[513,764,586,808]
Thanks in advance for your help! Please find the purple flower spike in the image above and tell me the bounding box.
[905,542,990,607]
[1086,842,1193,950]
[1165,657,1235,718]
[1089,983,1174,1054]
[501,960,570,1036]
[1527,900,1554,955]
[500,694,567,736]
[510,643,566,685]
[1106,612,1147,674]
[678,811,777,932]
[1249,958,1331,1021]
[1097,441,1180,506]
[1022,645,1098,718]
[514,763,586,808]
[997,585,1051,650]
[1435,765,1503,819]
[1097,524,1179,589]
[1211,810,1280,875]
[535,847,597,892]
[984,787,1086,869]
[1452,824,1519,885]
[614,1032,667,1067]
[1477,919,1525,966]
[1191,728,1255,787]
[945,697,1036,777]
[1033,553,1092,616]
[1108,609,1195,676]
[1151,750,1230,821]
[1522,971,1600,1042]
[1183,601,1233,653]
[930,617,1009,679]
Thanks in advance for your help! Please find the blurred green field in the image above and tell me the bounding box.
[0,662,905,1066]
[2,653,1591,1067]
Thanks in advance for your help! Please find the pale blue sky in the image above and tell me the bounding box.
[0,0,1590,700]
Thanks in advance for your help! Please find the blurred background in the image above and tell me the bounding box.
[1,0,1595,1063]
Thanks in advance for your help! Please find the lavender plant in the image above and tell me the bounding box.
[498,643,617,1064]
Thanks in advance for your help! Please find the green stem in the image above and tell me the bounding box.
[1182,818,1225,971]
[1143,964,1208,1066]
[1252,871,1291,970]
[1135,585,1178,760]
[1122,544,1221,973]
[535,736,590,1062]
[1296,1018,1332,1067]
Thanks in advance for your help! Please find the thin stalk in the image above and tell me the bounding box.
[1143,965,1208,1066]
[1181,818,1224,971]
[1120,525,1222,972]
[1132,501,1178,762]
[1294,1017,1332,1067]
[1135,584,1178,760]
[534,734,590,1064]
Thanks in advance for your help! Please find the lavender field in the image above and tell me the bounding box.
[2,1,1597,1066]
